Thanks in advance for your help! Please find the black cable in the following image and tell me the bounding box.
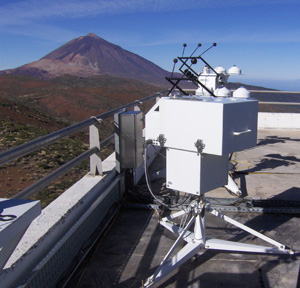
[143,144,191,208]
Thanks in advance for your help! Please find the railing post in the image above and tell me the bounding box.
[89,121,103,176]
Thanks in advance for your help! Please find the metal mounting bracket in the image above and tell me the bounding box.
[158,134,167,147]
[195,139,205,153]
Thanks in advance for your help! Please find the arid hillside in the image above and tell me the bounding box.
[0,98,90,205]
[0,74,161,123]
[0,74,161,205]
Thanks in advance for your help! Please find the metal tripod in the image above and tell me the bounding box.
[143,198,294,288]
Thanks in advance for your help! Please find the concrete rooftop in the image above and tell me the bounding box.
[67,129,300,288]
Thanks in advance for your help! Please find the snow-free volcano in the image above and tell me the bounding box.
[1,33,170,86]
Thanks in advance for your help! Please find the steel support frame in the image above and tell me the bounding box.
[144,200,293,288]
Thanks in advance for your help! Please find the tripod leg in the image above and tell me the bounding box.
[157,215,196,269]
[143,240,202,288]
[144,208,208,287]
[225,174,241,196]
[194,210,206,242]
[205,238,290,254]
[209,208,293,254]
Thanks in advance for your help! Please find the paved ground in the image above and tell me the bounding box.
[68,130,300,288]
[207,129,300,201]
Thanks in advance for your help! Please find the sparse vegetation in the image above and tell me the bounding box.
[0,74,160,207]
[0,115,115,207]
[0,74,161,123]
[0,116,88,207]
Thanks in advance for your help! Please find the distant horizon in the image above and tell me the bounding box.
[1,30,299,91]
[228,76,300,91]
[1,0,300,91]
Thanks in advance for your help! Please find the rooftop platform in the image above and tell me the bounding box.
[67,129,300,288]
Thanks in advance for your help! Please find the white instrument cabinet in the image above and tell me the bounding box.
[146,96,258,156]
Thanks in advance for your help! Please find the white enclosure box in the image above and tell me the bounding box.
[145,96,258,156]
[0,198,41,269]
[196,73,217,96]
[166,149,228,195]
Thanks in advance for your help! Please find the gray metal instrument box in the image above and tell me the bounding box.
[115,111,143,171]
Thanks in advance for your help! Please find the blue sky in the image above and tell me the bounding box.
[1,0,300,90]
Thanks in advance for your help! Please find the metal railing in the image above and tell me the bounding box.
[258,102,300,106]
[0,90,169,200]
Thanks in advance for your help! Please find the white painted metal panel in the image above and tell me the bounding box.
[146,97,258,156]
[144,101,162,145]
[0,198,41,270]
[222,100,258,153]
[166,149,228,195]
[161,98,224,155]
[0,199,41,248]
[166,149,201,195]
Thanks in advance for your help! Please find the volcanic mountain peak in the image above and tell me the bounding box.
[1,33,170,86]
[41,32,114,61]
[86,32,100,38]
